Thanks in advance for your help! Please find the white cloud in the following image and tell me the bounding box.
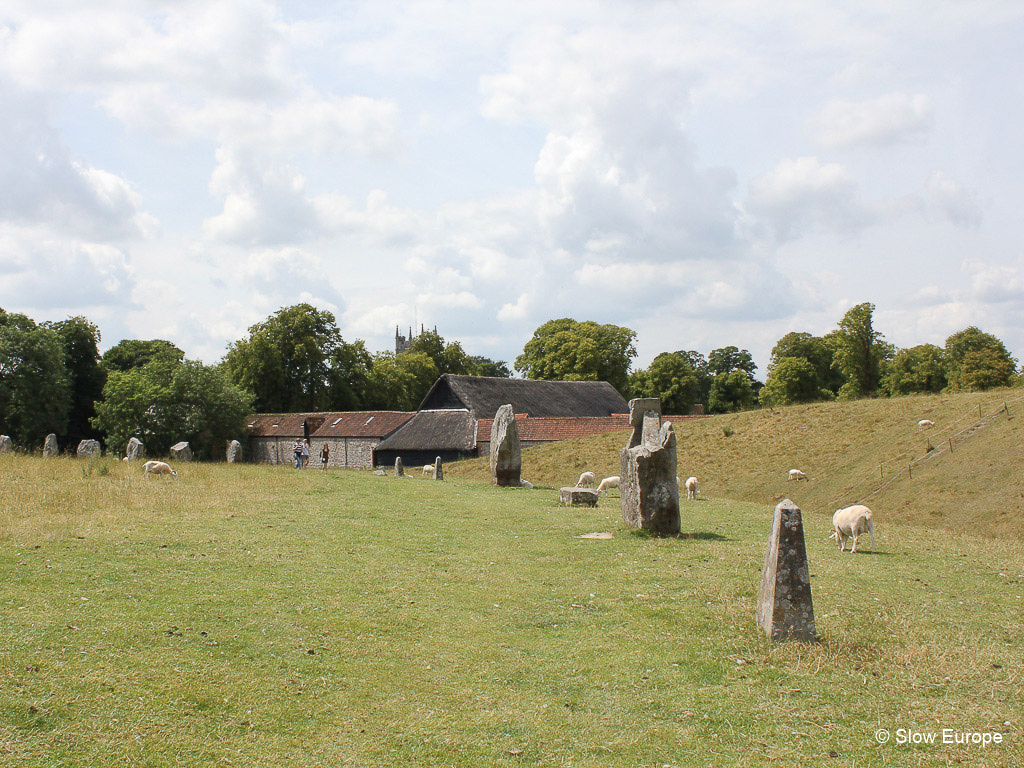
[928,171,982,228]
[812,92,933,150]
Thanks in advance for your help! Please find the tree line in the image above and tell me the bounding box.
[1,302,1017,458]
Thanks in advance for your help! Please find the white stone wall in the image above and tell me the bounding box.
[307,437,378,469]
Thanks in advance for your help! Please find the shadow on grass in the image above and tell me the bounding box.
[628,529,733,542]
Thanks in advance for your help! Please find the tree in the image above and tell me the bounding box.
[326,339,374,411]
[407,329,472,376]
[92,356,251,458]
[468,356,512,378]
[628,352,700,414]
[515,318,637,393]
[0,310,72,446]
[708,346,757,379]
[758,357,820,407]
[102,339,184,373]
[769,331,841,397]
[882,344,947,396]
[708,370,756,413]
[943,327,1016,391]
[47,316,106,447]
[364,352,439,411]
[831,303,891,399]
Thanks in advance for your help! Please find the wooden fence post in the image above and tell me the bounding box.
[908,464,913,479]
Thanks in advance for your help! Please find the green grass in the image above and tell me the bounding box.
[2,455,1023,766]
[450,387,1024,539]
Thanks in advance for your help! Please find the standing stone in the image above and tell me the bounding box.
[0,435,12,453]
[77,439,101,458]
[226,440,242,463]
[170,442,193,462]
[490,404,522,487]
[42,434,58,458]
[126,437,145,461]
[619,399,680,535]
[434,456,443,481]
[395,457,404,477]
[755,499,818,642]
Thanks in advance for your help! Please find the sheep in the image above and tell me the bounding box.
[518,479,534,489]
[684,476,698,500]
[918,419,935,430]
[788,469,808,481]
[596,475,620,495]
[143,460,177,478]
[829,504,875,554]
[575,471,596,488]
[422,464,436,478]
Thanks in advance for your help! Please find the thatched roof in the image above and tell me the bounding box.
[373,409,478,452]
[417,375,627,418]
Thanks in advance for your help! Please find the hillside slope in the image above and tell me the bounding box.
[447,388,1024,539]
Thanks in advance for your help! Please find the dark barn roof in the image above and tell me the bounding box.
[417,375,628,418]
[246,411,413,439]
[373,410,478,452]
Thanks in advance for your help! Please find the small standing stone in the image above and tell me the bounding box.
[619,398,680,535]
[755,498,819,642]
[170,442,193,462]
[77,439,101,458]
[395,457,404,477]
[226,440,243,463]
[490,404,522,487]
[126,437,145,461]
[0,435,13,453]
[434,456,443,481]
[42,434,58,458]
[559,487,600,507]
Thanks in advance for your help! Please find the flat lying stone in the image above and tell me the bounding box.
[560,487,600,507]
[576,532,614,539]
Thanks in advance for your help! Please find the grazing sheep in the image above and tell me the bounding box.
[918,419,935,430]
[422,464,436,478]
[518,479,534,489]
[788,469,808,481]
[575,471,596,488]
[830,504,875,554]
[684,476,698,500]
[596,475,620,495]
[143,460,177,478]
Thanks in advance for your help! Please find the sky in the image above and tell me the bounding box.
[1,0,1023,376]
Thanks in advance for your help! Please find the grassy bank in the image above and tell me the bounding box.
[2,456,1022,766]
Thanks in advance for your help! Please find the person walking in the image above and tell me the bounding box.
[300,439,310,469]
[320,443,330,471]
[292,439,302,469]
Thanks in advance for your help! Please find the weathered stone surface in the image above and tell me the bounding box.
[433,456,443,481]
[126,437,145,461]
[226,440,243,463]
[170,442,193,462]
[0,435,13,453]
[395,457,404,477]
[43,434,58,458]
[490,404,522,487]
[374,469,387,476]
[559,487,600,507]
[619,406,680,535]
[77,439,101,458]
[756,499,818,642]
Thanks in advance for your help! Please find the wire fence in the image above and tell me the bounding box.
[819,391,1024,514]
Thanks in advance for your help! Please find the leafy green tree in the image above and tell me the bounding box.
[47,316,106,446]
[708,346,757,379]
[407,328,472,376]
[0,310,72,446]
[468,356,512,378]
[882,344,947,396]
[769,331,842,397]
[758,357,820,407]
[943,327,1016,391]
[92,356,251,457]
[515,318,637,393]
[832,302,892,399]
[326,339,374,411]
[102,339,184,373]
[364,352,439,411]
[628,352,700,414]
[708,370,756,413]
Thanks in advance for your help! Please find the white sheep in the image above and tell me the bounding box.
[596,475,620,495]
[575,471,596,488]
[788,469,808,481]
[143,460,177,478]
[518,479,534,489]
[918,419,935,430]
[422,464,436,478]
[830,504,875,554]
[684,476,698,500]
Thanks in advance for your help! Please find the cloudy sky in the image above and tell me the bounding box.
[1,1,1022,374]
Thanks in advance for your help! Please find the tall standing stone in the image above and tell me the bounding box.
[226,440,242,463]
[755,499,818,642]
[0,435,12,453]
[434,456,443,481]
[77,439,101,458]
[619,398,680,535]
[170,442,193,461]
[42,434,58,458]
[126,437,145,461]
[490,404,522,487]
[395,457,404,477]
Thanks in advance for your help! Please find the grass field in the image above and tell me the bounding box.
[2,454,1022,766]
